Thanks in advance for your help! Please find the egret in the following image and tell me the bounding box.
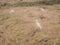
[9,9,15,14]
[40,8,46,12]
[35,19,42,29]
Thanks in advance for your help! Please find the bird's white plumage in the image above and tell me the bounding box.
[40,8,46,12]
[9,9,15,14]
[35,19,42,29]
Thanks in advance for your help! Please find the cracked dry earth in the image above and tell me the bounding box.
[0,6,60,45]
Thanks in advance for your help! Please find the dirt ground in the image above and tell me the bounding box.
[0,5,60,45]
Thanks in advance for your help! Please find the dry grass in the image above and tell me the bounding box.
[0,5,60,45]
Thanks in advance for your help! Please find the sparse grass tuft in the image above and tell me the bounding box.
[56,39,60,45]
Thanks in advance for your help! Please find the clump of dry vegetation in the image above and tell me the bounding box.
[0,0,60,8]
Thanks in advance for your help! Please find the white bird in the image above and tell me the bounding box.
[40,8,46,12]
[35,19,42,29]
[9,9,15,14]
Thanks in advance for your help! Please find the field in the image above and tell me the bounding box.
[0,4,60,45]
